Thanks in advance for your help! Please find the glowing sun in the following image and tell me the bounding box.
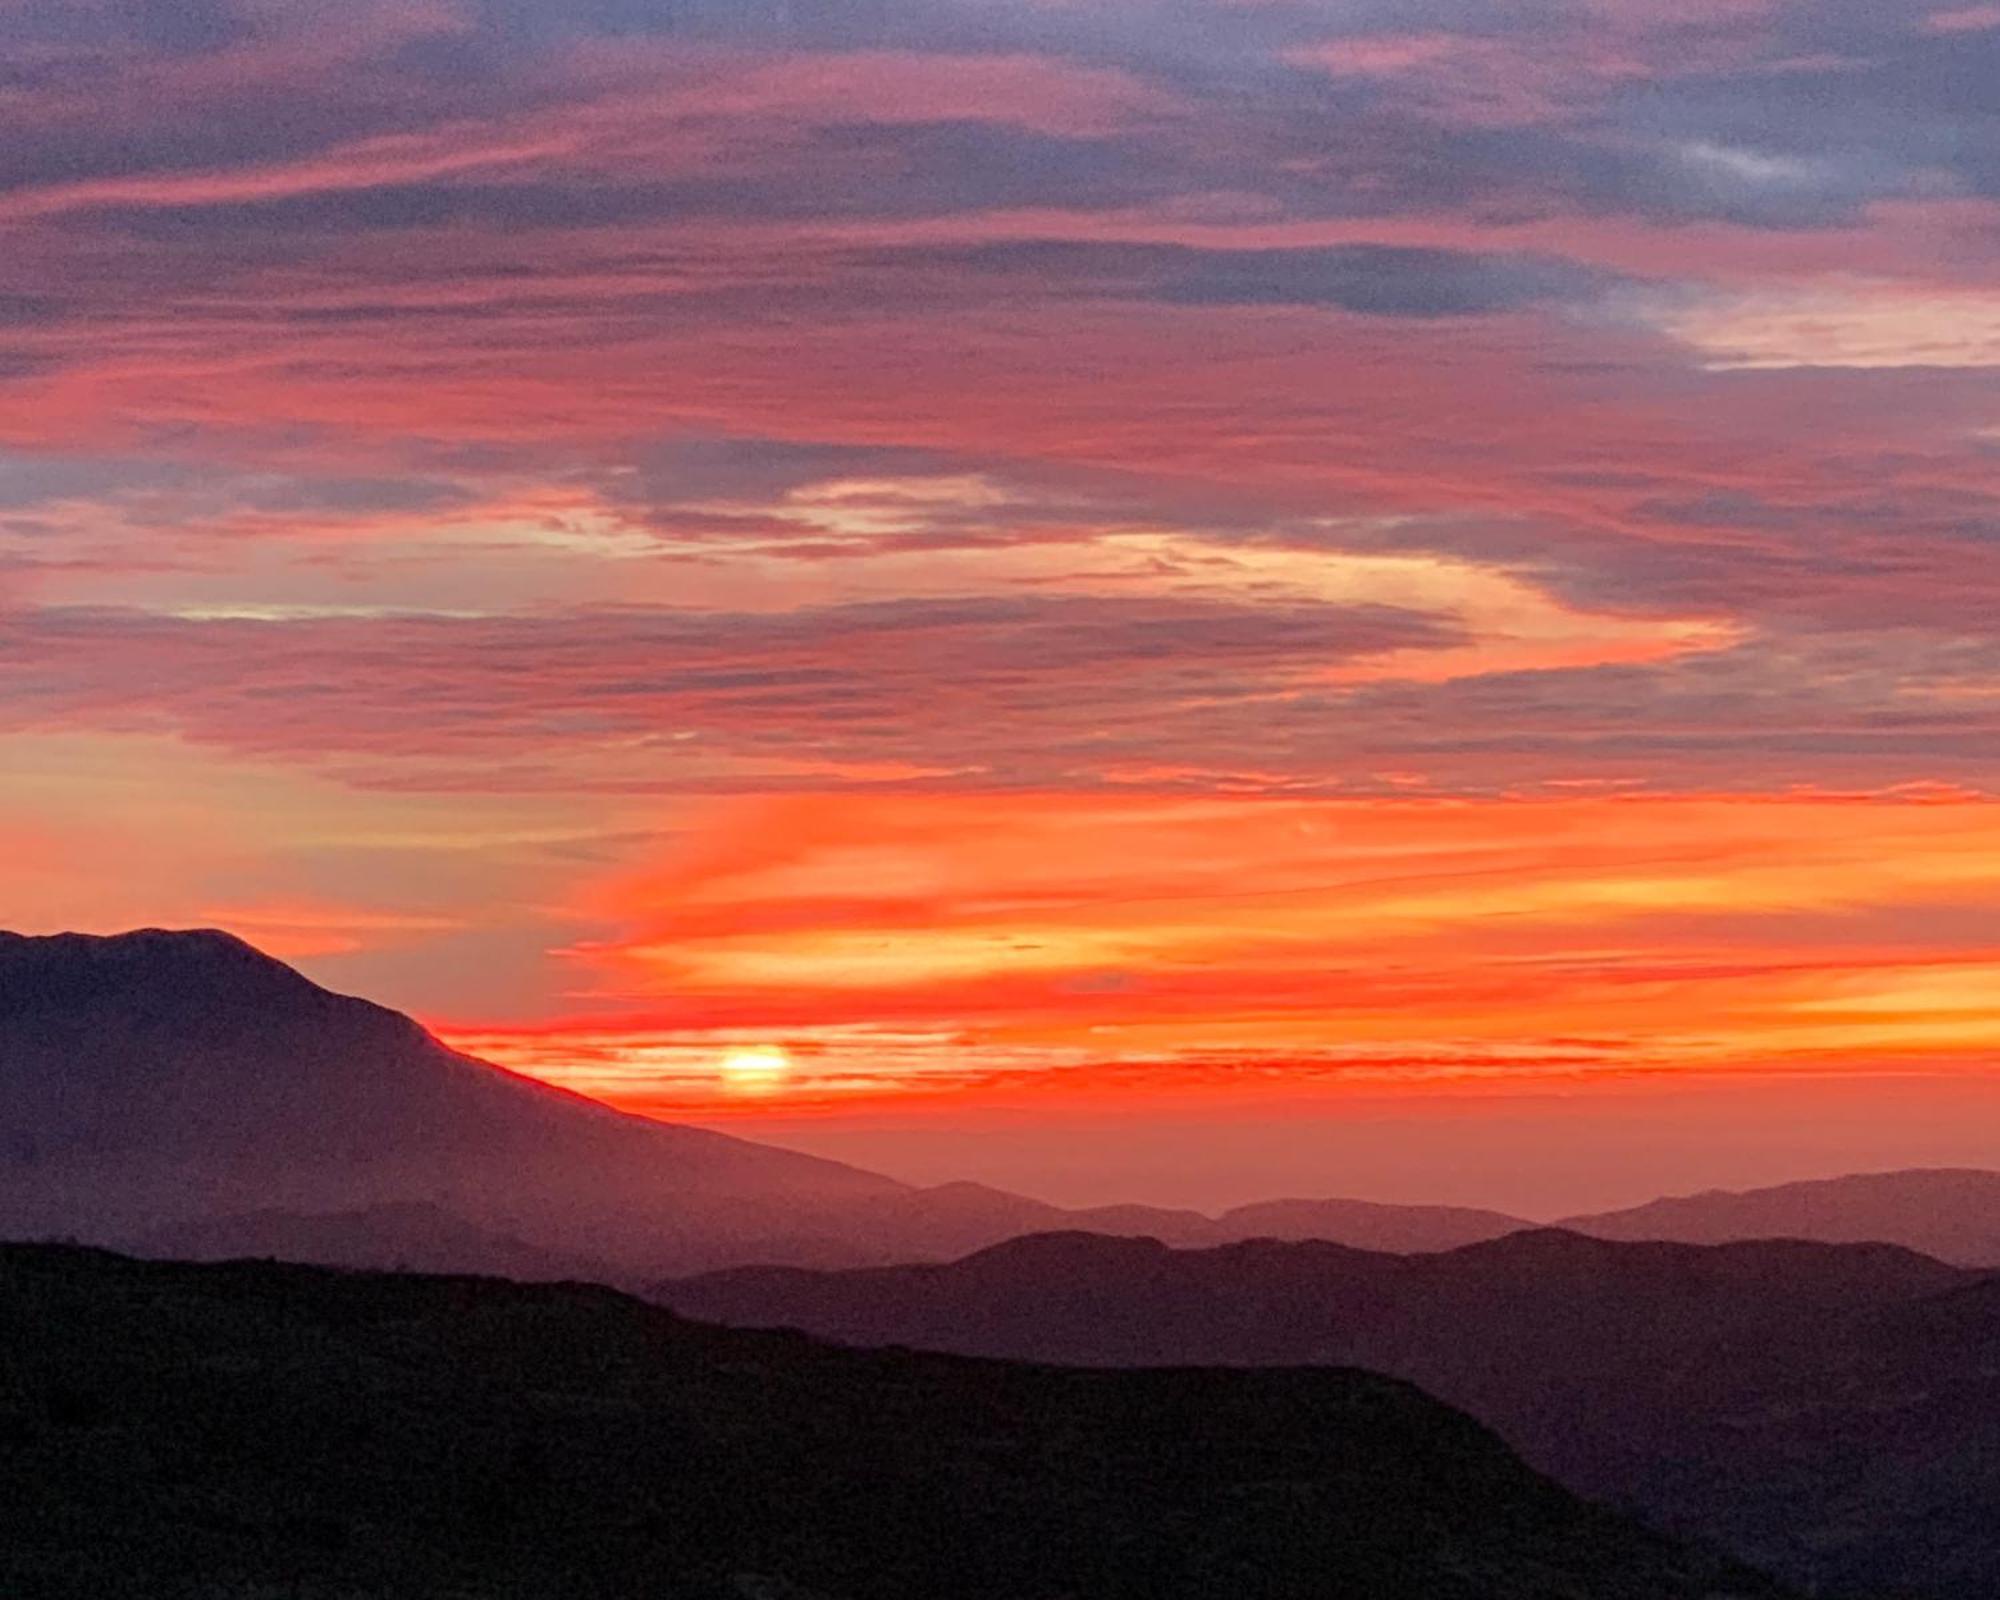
[718,1045,793,1094]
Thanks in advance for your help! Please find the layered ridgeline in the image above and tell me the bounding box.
[657,1230,1999,1599]
[0,928,1541,1275]
[0,1242,1793,1600]
[11,929,1999,1280]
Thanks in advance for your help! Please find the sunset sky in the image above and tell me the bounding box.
[6,0,2000,1212]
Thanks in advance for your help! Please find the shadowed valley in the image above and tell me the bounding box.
[657,1230,2000,1598]
[0,1243,1793,1600]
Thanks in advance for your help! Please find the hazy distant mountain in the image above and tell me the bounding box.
[0,927,1535,1274]
[1215,1196,1529,1251]
[660,1227,1966,1389]
[805,1180,1221,1257]
[0,928,905,1273]
[0,1241,1793,1600]
[8,924,1989,1282]
[1561,1168,2000,1265]
[657,1229,1984,1597]
[827,1181,1531,1259]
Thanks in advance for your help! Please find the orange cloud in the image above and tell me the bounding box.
[439,789,2000,1114]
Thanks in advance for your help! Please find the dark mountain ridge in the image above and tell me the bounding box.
[657,1227,1994,1597]
[16,928,1995,1278]
[0,1241,1794,1600]
[662,1225,1970,1387]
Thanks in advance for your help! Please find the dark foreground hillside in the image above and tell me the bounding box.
[658,1229,1997,1599]
[0,1244,1788,1600]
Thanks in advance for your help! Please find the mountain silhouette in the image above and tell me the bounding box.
[1214,1195,1529,1251]
[6,926,1988,1595]
[0,1241,1793,1600]
[1561,1168,2000,1265]
[12,928,1996,1283]
[656,1228,1988,1597]
[0,928,905,1272]
[0,928,1535,1273]
[826,1179,1532,1259]
[658,1227,1969,1378]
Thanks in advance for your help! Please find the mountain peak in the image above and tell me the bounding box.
[0,924,905,1268]
[0,926,326,1011]
[5,926,276,956]
[0,926,442,1178]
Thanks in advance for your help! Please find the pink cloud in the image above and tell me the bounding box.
[1924,5,2000,32]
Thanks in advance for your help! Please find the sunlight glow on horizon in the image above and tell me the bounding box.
[413,786,2000,1121]
[718,1045,796,1095]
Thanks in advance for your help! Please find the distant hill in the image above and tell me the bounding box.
[1561,1169,2000,1265]
[656,1228,1986,1597]
[658,1227,1968,1381]
[1215,1195,1529,1252]
[811,1180,1223,1256]
[831,1180,1530,1259]
[0,1242,1792,1600]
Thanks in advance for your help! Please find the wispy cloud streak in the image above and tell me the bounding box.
[2,0,1997,1143]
